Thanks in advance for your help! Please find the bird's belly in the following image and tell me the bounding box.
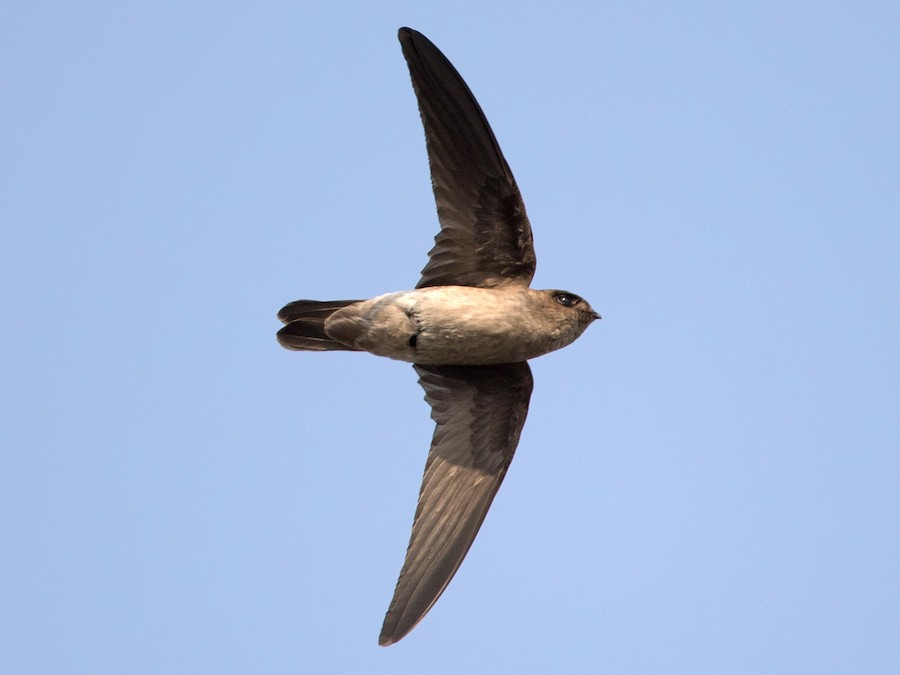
[412,319,539,365]
[397,287,548,364]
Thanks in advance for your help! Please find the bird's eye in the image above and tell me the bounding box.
[554,292,580,307]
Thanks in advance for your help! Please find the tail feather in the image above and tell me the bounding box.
[277,299,361,324]
[276,299,363,352]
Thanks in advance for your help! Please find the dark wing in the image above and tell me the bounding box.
[379,362,534,646]
[398,27,536,289]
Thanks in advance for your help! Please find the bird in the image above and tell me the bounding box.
[276,27,600,646]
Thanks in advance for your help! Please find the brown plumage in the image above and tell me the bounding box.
[276,27,599,646]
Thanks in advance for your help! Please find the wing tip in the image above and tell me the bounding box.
[379,609,423,647]
[378,631,399,647]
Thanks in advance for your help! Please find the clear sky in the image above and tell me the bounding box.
[2,2,898,673]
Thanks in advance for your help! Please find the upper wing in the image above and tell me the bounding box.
[379,362,534,646]
[398,27,536,289]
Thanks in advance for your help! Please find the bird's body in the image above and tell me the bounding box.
[276,27,600,645]
[281,285,596,365]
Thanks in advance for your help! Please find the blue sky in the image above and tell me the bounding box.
[2,2,898,673]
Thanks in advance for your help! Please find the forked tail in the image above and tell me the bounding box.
[276,299,362,351]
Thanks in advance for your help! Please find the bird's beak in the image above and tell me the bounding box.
[591,311,602,321]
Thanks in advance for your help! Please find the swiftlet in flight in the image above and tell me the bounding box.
[277,27,600,646]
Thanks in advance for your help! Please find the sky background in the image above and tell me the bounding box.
[2,2,899,673]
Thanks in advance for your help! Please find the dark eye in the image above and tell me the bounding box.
[554,292,580,307]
